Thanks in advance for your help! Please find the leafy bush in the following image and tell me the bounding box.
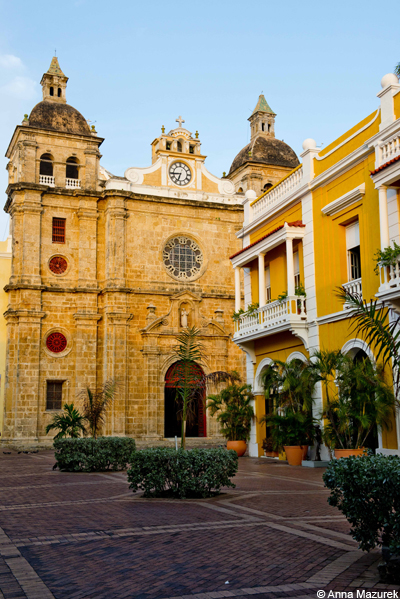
[127,447,238,498]
[323,454,400,556]
[54,437,136,471]
[265,411,316,449]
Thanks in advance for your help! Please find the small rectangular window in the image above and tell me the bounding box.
[265,265,271,303]
[46,381,63,410]
[294,252,300,289]
[52,217,66,243]
[346,222,361,280]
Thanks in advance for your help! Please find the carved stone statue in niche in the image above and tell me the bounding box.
[180,304,191,328]
[180,308,189,328]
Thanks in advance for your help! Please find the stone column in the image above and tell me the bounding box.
[77,198,98,289]
[3,309,45,441]
[258,253,265,307]
[105,195,127,288]
[286,237,295,296]
[105,312,132,436]
[235,267,241,311]
[378,186,390,250]
[10,191,43,286]
[73,313,101,394]
[142,345,163,439]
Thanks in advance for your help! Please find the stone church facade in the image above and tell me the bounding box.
[2,58,300,444]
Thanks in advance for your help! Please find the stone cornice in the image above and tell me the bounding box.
[102,189,244,211]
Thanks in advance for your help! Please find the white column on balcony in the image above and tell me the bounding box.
[258,253,265,307]
[235,267,241,311]
[286,237,295,296]
[378,186,390,250]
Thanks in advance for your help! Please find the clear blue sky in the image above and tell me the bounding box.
[0,0,398,239]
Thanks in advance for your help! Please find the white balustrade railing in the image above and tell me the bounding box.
[342,278,362,308]
[234,296,307,338]
[379,134,400,165]
[65,178,81,189]
[379,259,400,291]
[252,166,303,221]
[39,175,55,187]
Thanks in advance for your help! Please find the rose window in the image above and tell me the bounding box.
[46,332,67,353]
[49,256,68,275]
[162,237,203,280]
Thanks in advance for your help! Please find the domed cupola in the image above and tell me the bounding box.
[227,94,299,195]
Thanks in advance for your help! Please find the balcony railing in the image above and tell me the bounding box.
[234,296,307,339]
[252,166,304,221]
[379,260,400,291]
[342,278,362,308]
[39,175,55,187]
[65,178,81,189]
[379,133,400,166]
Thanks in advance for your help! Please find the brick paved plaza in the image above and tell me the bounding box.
[0,451,398,599]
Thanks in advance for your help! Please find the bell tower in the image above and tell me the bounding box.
[248,94,276,141]
[40,56,68,104]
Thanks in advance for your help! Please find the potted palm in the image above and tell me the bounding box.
[314,351,396,457]
[259,359,318,466]
[207,382,254,456]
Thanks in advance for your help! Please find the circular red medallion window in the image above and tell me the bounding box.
[49,256,68,275]
[46,332,67,353]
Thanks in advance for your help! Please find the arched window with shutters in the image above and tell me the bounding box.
[39,154,55,186]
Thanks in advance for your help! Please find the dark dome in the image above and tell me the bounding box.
[28,101,91,135]
[229,136,299,174]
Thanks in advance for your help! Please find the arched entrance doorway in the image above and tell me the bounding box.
[164,361,207,438]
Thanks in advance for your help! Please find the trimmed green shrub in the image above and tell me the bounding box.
[54,437,136,471]
[127,447,238,498]
[323,454,400,556]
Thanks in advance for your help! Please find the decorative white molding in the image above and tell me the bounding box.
[231,223,306,269]
[341,338,375,362]
[201,164,235,195]
[125,158,163,185]
[321,184,365,216]
[315,109,380,161]
[253,357,273,394]
[287,351,307,363]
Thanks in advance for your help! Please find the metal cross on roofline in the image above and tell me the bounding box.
[176,116,185,127]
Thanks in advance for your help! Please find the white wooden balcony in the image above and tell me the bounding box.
[39,175,55,187]
[378,132,400,167]
[252,166,304,222]
[65,178,81,189]
[376,261,400,313]
[342,278,362,309]
[234,296,308,346]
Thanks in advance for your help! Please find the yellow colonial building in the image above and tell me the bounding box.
[231,73,400,458]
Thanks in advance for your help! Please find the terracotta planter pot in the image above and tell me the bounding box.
[284,445,307,466]
[302,445,309,460]
[227,440,247,457]
[264,450,279,458]
[334,448,365,459]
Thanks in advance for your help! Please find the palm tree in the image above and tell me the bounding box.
[207,383,254,442]
[172,327,238,448]
[337,287,400,407]
[45,403,87,439]
[79,380,117,439]
[395,63,400,78]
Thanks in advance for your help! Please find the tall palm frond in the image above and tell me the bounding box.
[80,379,117,439]
[336,287,400,402]
[395,63,400,78]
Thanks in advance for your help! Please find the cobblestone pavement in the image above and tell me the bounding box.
[0,451,398,599]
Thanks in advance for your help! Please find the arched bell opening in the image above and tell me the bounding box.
[164,361,207,438]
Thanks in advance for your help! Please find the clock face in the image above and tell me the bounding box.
[169,162,192,186]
